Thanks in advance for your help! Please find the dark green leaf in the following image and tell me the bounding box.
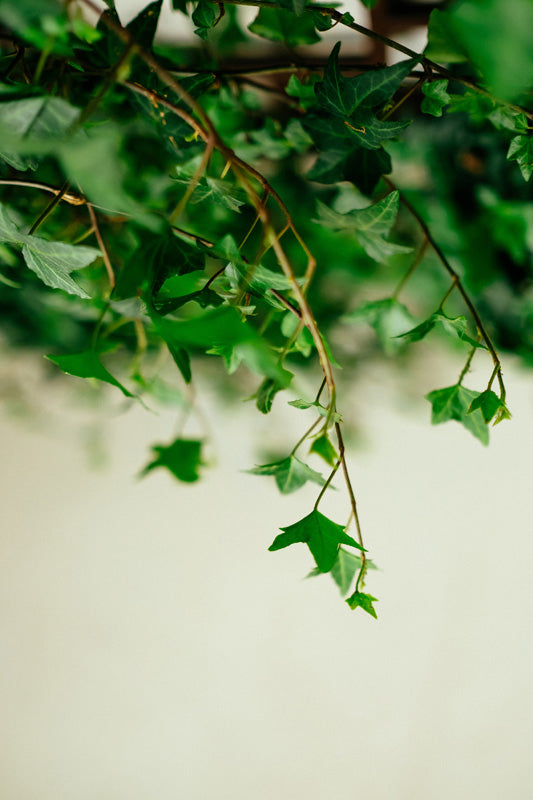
[142,438,203,482]
[315,42,417,117]
[46,351,134,397]
[192,0,218,38]
[126,0,163,50]
[248,7,320,46]
[167,344,192,384]
[421,80,450,117]
[248,455,325,494]
[269,509,364,572]
[426,384,489,444]
[346,590,378,618]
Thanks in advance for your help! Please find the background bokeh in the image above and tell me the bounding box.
[1,351,532,800]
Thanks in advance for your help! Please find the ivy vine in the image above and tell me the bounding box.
[0,0,531,616]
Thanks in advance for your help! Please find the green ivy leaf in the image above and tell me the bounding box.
[397,310,486,349]
[46,350,134,397]
[248,7,320,46]
[507,135,533,181]
[22,239,99,298]
[426,384,489,444]
[346,590,378,618]
[192,0,218,38]
[269,509,364,572]
[0,95,79,171]
[468,389,509,424]
[167,344,192,384]
[309,433,338,467]
[0,203,100,297]
[315,42,417,117]
[286,74,320,110]
[248,455,325,494]
[126,0,162,50]
[288,399,342,423]
[315,192,412,262]
[254,377,285,414]
[343,298,415,354]
[424,9,469,63]
[142,438,203,482]
[421,80,450,117]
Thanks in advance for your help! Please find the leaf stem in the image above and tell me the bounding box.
[390,180,506,400]
[457,344,477,385]
[87,204,115,291]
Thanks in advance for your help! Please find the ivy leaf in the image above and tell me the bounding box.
[46,350,134,398]
[309,433,338,467]
[315,192,411,262]
[315,42,417,117]
[248,7,320,45]
[288,399,342,423]
[421,80,450,117]
[0,203,100,297]
[270,509,364,572]
[331,548,362,595]
[468,389,509,424]
[286,74,320,110]
[126,0,162,50]
[248,455,325,494]
[426,384,489,445]
[424,9,469,63]
[192,0,218,38]
[0,95,79,171]
[346,590,378,618]
[167,343,192,384]
[254,377,285,414]
[397,310,486,349]
[22,239,99,298]
[343,298,415,354]
[507,135,533,181]
[142,438,203,483]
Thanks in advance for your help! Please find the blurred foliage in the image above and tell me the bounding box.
[0,0,531,613]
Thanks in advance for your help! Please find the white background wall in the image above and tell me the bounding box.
[1,352,532,800]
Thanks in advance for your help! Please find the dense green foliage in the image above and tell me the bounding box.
[0,0,531,615]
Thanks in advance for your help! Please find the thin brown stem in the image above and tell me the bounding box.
[389,180,506,400]
[334,421,366,591]
[87,204,115,290]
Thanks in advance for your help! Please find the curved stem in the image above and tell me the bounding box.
[390,180,506,400]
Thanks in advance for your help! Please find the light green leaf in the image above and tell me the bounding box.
[309,433,338,467]
[426,384,489,444]
[0,95,79,170]
[248,7,320,45]
[346,590,378,618]
[424,9,469,63]
[269,508,364,572]
[421,80,450,117]
[288,399,342,423]
[397,310,486,349]
[141,438,203,482]
[315,192,411,262]
[331,548,362,595]
[22,239,99,298]
[343,298,415,354]
[46,350,134,397]
[507,136,533,182]
[248,455,325,494]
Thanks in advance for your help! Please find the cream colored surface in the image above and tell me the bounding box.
[1,356,532,800]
